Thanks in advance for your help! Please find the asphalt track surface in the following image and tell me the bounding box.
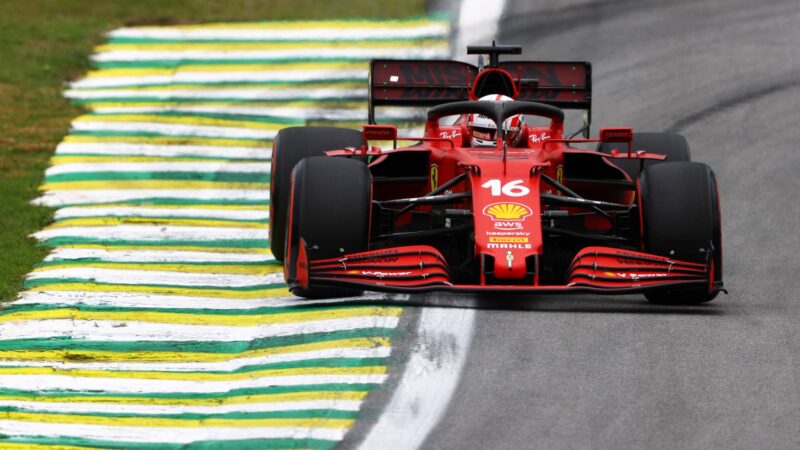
[382,1,800,448]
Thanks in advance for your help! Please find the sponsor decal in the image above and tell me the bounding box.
[555,164,564,195]
[430,164,439,191]
[439,129,461,140]
[359,270,412,278]
[483,202,533,231]
[487,243,532,249]
[489,237,528,243]
[485,230,530,237]
[606,271,668,279]
[529,132,551,143]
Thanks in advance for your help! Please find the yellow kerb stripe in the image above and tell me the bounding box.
[0,443,92,450]
[40,180,268,191]
[46,217,268,230]
[0,390,368,407]
[85,61,369,78]
[0,337,389,364]
[0,365,386,382]
[51,244,271,254]
[33,262,281,276]
[51,156,245,164]
[126,18,443,31]
[0,410,354,429]
[74,114,287,131]
[25,284,289,299]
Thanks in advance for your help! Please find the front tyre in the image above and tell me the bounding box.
[639,162,722,304]
[284,156,372,298]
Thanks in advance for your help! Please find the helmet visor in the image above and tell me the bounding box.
[472,126,497,141]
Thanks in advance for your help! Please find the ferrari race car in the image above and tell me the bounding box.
[269,44,724,304]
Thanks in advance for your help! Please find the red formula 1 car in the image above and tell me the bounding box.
[269,44,724,304]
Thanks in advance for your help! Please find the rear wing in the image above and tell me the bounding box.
[368,59,592,131]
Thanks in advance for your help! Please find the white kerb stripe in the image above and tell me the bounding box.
[46,162,268,176]
[70,121,279,140]
[32,225,268,242]
[33,190,269,207]
[71,69,369,89]
[0,347,391,372]
[0,399,364,415]
[54,207,269,221]
[55,143,271,160]
[108,24,448,41]
[90,47,449,62]
[0,421,346,444]
[0,374,387,393]
[66,87,366,101]
[43,248,272,262]
[25,267,282,287]
[0,316,400,342]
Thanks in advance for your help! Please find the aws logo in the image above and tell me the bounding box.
[483,203,532,230]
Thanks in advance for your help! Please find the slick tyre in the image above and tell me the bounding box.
[285,156,371,298]
[270,127,363,262]
[598,132,691,180]
[639,162,722,304]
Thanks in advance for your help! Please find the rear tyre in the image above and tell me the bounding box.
[598,131,691,180]
[639,162,722,304]
[270,127,363,262]
[285,156,371,298]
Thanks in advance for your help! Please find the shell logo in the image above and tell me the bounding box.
[483,202,533,221]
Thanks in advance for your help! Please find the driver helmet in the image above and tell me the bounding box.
[468,94,524,147]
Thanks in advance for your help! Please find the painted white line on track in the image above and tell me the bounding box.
[453,0,506,59]
[55,142,271,159]
[358,306,475,449]
[0,374,387,393]
[0,421,347,444]
[0,316,400,342]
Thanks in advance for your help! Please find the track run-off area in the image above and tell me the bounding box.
[0,16,449,449]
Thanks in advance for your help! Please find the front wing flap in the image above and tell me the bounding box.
[293,245,714,295]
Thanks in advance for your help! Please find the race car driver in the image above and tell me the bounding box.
[467,94,524,147]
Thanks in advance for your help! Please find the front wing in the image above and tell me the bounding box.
[291,244,717,296]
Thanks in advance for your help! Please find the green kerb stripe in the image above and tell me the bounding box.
[0,328,396,353]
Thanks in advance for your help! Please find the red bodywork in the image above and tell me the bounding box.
[285,55,719,297]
